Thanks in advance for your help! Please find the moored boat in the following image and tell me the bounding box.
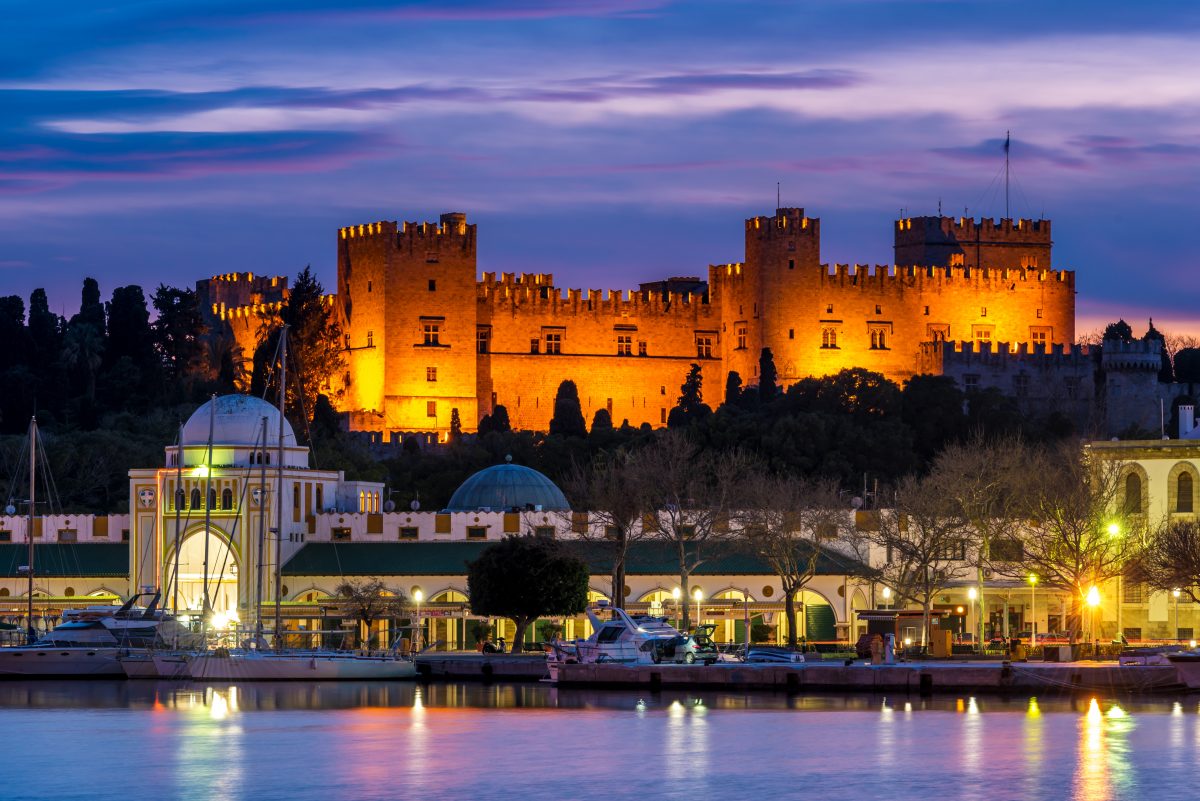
[188,648,417,681]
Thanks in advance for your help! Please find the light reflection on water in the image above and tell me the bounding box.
[2,683,1200,801]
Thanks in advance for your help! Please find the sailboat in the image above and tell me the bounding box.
[1,419,186,678]
[187,327,415,681]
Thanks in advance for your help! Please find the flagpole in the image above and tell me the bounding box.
[1004,131,1011,219]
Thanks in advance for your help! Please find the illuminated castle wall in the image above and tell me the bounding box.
[205,208,1075,436]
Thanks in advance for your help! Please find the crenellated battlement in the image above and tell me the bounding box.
[818,262,1074,287]
[1100,336,1163,372]
[921,339,1094,365]
[339,212,476,254]
[477,279,713,317]
[896,215,1050,240]
[745,207,819,240]
[212,294,336,322]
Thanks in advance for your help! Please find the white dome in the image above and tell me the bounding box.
[181,395,298,448]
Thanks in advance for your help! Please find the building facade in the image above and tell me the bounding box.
[204,209,1074,438]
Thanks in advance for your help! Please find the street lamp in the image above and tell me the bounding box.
[692,587,703,631]
[967,586,979,647]
[1028,574,1038,649]
[1173,589,1181,643]
[1086,586,1101,655]
[881,586,892,607]
[413,588,424,652]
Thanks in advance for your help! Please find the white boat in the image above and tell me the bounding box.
[118,651,192,679]
[188,648,417,681]
[0,593,192,679]
[1166,649,1200,688]
[546,606,683,682]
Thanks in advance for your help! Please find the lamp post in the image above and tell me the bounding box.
[1173,588,1181,643]
[968,586,979,649]
[692,587,703,632]
[881,586,891,608]
[1028,574,1038,649]
[1086,585,1101,658]
[672,587,681,628]
[413,588,423,652]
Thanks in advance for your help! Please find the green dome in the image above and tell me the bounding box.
[445,462,569,512]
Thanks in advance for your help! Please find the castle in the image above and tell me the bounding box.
[202,208,1075,437]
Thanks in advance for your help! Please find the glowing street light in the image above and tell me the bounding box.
[672,587,682,625]
[1029,574,1038,649]
[1107,522,1121,537]
[413,588,424,651]
[1173,588,1181,642]
[1086,586,1101,653]
[692,587,703,630]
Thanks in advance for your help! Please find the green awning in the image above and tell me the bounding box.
[0,543,129,578]
[282,540,869,578]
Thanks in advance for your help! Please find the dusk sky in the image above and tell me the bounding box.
[4,1,1200,337]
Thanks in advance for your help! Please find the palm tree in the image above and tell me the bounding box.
[62,322,104,402]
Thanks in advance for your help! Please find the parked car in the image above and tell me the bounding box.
[647,625,719,665]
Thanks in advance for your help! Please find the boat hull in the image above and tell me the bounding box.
[119,652,191,679]
[189,652,417,681]
[1167,655,1200,688]
[0,647,124,678]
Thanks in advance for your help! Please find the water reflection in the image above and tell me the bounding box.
[3,682,1200,801]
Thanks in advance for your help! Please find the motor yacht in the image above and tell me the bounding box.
[187,648,417,680]
[545,606,683,682]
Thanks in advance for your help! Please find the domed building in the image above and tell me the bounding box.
[444,460,569,512]
[127,394,384,619]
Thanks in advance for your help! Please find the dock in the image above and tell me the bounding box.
[415,652,549,681]
[555,660,1184,693]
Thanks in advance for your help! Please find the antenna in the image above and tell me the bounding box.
[776,181,780,210]
[938,198,942,216]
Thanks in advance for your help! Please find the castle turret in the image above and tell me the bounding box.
[894,216,1052,270]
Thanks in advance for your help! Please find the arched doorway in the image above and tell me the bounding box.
[170,529,239,620]
[712,589,756,645]
[428,590,468,650]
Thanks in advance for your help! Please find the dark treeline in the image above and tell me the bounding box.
[0,269,344,514]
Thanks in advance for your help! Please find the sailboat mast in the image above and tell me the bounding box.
[255,416,267,646]
[26,417,37,645]
[172,421,183,617]
[274,326,288,651]
[1004,130,1011,219]
[201,394,215,637]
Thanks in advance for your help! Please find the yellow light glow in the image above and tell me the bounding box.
[1173,588,1181,598]
[1027,697,1041,718]
[968,587,978,601]
[1086,586,1101,607]
[191,465,209,478]
[1191,640,1197,649]
[903,637,912,646]
[413,589,423,603]
[692,588,703,602]
[1107,522,1120,537]
[881,587,892,599]
[1028,574,1038,586]
[672,587,681,600]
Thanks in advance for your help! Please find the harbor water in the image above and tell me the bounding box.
[2,681,1199,801]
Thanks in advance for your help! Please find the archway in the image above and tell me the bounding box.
[428,589,468,650]
[169,528,239,620]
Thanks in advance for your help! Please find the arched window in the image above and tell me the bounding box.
[1178,473,1194,514]
[1125,473,1143,515]
[208,488,217,509]
[315,485,324,511]
[821,328,837,349]
[221,488,233,510]
[190,488,201,510]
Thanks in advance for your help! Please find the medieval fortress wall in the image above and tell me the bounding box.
[201,207,1078,436]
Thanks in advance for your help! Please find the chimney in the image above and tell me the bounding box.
[1180,404,1195,439]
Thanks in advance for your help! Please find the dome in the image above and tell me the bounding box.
[181,395,298,448]
[444,462,570,512]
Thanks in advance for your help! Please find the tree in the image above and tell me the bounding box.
[1004,441,1133,640]
[105,286,155,371]
[635,429,746,629]
[152,285,207,389]
[467,534,589,652]
[254,266,345,423]
[1176,348,1200,391]
[738,470,845,648]
[449,408,463,442]
[563,449,647,606]
[74,277,106,338]
[549,380,587,438]
[901,374,966,464]
[724,370,742,406]
[590,408,613,433]
[1103,319,1134,343]
[758,348,778,402]
[1133,520,1200,603]
[334,579,407,648]
[669,363,711,428]
[62,320,104,404]
[860,474,973,647]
